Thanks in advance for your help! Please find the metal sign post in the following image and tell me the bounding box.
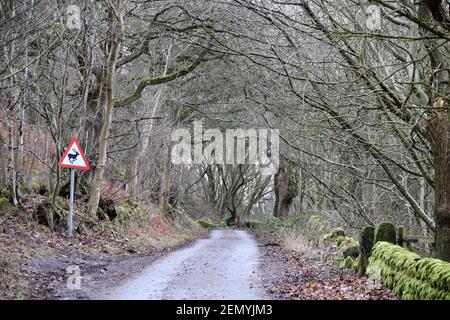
[68,169,75,238]
[58,137,90,239]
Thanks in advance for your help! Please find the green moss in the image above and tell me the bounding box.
[344,256,355,269]
[336,256,345,267]
[332,234,360,273]
[336,236,358,249]
[341,256,360,273]
[352,256,361,273]
[368,242,450,300]
[196,218,215,229]
[322,228,346,243]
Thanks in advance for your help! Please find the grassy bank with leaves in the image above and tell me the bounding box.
[249,215,397,300]
[0,198,202,300]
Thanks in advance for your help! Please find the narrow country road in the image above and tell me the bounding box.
[101,229,268,300]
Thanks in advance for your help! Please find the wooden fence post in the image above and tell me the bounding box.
[398,225,407,248]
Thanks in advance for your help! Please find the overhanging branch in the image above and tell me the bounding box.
[114,49,208,108]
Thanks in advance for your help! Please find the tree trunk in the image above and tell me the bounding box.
[226,207,237,225]
[419,0,450,262]
[428,115,450,261]
[273,162,297,218]
[0,130,6,186]
[130,86,165,199]
[87,6,125,218]
[7,113,18,206]
[159,143,171,217]
[15,95,24,203]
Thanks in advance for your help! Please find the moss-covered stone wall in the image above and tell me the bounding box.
[367,241,450,300]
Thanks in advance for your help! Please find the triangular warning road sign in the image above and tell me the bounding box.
[58,137,90,170]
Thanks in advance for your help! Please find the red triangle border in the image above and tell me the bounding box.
[58,137,90,170]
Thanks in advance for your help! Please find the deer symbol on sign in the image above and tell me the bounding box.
[68,148,80,164]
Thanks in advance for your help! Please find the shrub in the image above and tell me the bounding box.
[264,217,286,231]
[245,221,261,229]
[322,227,346,242]
[116,205,145,227]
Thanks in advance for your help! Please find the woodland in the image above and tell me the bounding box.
[1,1,450,300]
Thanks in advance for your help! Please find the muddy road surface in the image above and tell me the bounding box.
[100,229,267,300]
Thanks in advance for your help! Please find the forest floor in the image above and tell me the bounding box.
[256,232,397,300]
[0,214,203,300]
